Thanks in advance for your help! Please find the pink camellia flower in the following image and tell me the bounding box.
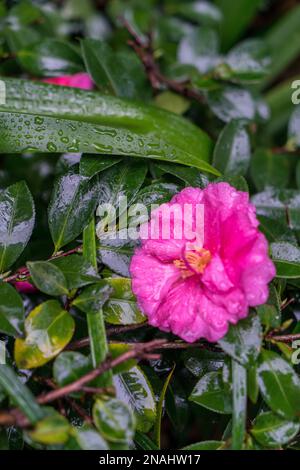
[43,72,93,90]
[130,183,275,343]
[13,281,38,294]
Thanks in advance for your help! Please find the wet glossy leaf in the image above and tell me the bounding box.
[53,351,91,387]
[97,232,136,277]
[178,27,220,74]
[72,282,112,314]
[225,39,270,82]
[48,172,100,252]
[96,160,147,235]
[81,39,149,100]
[71,425,108,450]
[218,314,262,366]
[29,412,70,445]
[0,79,215,174]
[213,120,250,175]
[0,181,35,272]
[155,162,208,187]
[251,411,300,448]
[207,86,256,122]
[79,154,122,178]
[257,349,300,419]
[252,188,300,230]
[0,282,24,337]
[183,349,224,378]
[271,242,300,278]
[27,261,69,296]
[14,300,75,369]
[189,371,232,414]
[114,366,156,433]
[93,398,135,443]
[51,254,100,289]
[100,278,146,325]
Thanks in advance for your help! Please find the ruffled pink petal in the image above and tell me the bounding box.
[241,234,276,305]
[155,277,229,342]
[130,249,180,318]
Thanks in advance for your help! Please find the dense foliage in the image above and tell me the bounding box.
[0,0,300,451]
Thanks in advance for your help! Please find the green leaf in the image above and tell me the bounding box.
[271,242,300,278]
[183,349,224,378]
[135,431,159,450]
[0,365,44,423]
[218,314,262,366]
[213,120,250,175]
[257,349,300,419]
[14,300,75,369]
[51,254,100,290]
[231,360,247,450]
[0,282,24,337]
[93,398,135,443]
[256,283,281,329]
[178,27,220,74]
[207,86,256,123]
[114,366,156,433]
[0,79,216,174]
[97,231,136,277]
[17,39,83,77]
[53,351,91,387]
[101,277,146,325]
[174,2,222,26]
[189,371,232,414]
[155,162,208,187]
[79,154,122,178]
[81,39,149,100]
[225,39,270,83]
[48,172,99,252]
[215,0,262,50]
[0,181,35,272]
[95,160,147,236]
[154,365,175,448]
[71,425,108,450]
[251,411,300,448]
[265,5,300,84]
[250,149,290,192]
[182,440,224,450]
[72,282,112,314]
[27,261,69,296]
[29,412,70,445]
[252,189,300,230]
[247,365,259,404]
[154,91,190,115]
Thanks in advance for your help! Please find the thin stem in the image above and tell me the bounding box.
[3,245,82,283]
[0,339,165,428]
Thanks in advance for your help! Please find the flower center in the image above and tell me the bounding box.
[174,247,211,279]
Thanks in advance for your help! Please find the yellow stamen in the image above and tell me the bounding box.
[174,247,211,278]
